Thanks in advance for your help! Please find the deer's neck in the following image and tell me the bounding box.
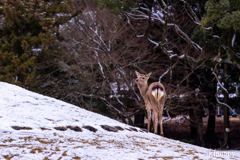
[138,83,148,99]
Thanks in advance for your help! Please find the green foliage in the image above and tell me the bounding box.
[199,0,240,66]
[99,0,122,13]
[0,0,77,86]
[93,0,137,13]
[191,26,219,54]
[202,0,240,31]
[218,11,240,30]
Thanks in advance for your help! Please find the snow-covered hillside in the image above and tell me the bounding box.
[0,82,239,160]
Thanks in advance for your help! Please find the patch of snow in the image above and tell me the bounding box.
[0,82,240,159]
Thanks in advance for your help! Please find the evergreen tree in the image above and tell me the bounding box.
[201,0,240,62]
[0,0,77,86]
[93,0,137,13]
[200,0,240,148]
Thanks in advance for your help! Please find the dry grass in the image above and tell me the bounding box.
[30,148,43,154]
[3,139,15,143]
[36,138,56,144]
[0,130,230,160]
[3,155,14,160]
[175,148,185,152]
[62,151,67,156]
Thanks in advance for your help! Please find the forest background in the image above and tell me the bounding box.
[0,0,240,149]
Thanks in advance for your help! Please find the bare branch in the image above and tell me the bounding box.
[215,93,240,117]
[211,69,229,94]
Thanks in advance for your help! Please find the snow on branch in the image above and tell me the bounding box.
[159,68,170,83]
[221,45,240,61]
[95,51,127,109]
[232,28,236,47]
[169,52,197,63]
[212,69,229,94]
[173,24,202,52]
[159,60,179,82]
[162,107,171,122]
[180,0,201,25]
[160,0,167,8]
[99,97,125,116]
[211,69,240,117]
[172,59,207,95]
[202,27,213,30]
[127,4,202,53]
[88,26,110,53]
[74,13,140,104]
[215,93,240,117]
[148,37,161,47]
[158,50,198,82]
[115,65,141,101]
[175,115,187,126]
[80,93,127,117]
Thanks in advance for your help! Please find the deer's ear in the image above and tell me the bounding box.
[135,71,140,76]
[146,72,152,77]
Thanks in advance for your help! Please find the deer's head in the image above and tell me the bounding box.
[135,71,152,86]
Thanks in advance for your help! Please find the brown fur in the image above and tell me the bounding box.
[147,82,167,135]
[135,71,154,133]
[135,71,167,136]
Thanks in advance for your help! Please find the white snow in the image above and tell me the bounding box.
[232,29,236,47]
[0,82,240,160]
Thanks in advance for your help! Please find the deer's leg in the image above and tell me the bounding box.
[147,109,151,132]
[154,112,158,134]
[151,110,155,132]
[159,117,163,136]
[159,109,164,136]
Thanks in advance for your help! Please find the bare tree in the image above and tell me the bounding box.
[36,4,160,125]
[125,0,240,147]
[123,0,222,146]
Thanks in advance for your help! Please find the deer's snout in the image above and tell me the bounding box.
[135,79,138,82]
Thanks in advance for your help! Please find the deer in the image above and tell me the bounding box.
[135,71,153,133]
[135,71,167,136]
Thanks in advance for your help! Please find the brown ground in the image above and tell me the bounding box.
[162,116,240,149]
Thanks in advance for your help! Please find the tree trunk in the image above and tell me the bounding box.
[189,109,197,140]
[196,113,205,147]
[203,105,220,148]
[189,107,205,146]
[206,106,216,135]
[223,105,231,148]
[223,63,231,148]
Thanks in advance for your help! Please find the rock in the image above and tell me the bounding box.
[54,127,67,131]
[129,127,138,132]
[100,125,118,132]
[40,127,51,130]
[12,126,32,130]
[67,126,82,132]
[125,128,132,131]
[82,125,97,132]
[140,128,148,133]
[114,126,124,131]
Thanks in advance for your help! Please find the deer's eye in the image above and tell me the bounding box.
[142,78,145,79]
